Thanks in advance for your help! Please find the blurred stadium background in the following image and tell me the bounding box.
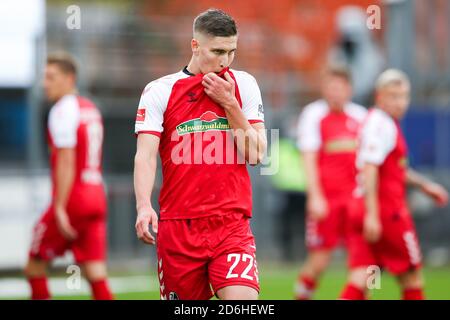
[1,0,450,299]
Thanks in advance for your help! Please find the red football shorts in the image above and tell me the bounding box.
[305,195,349,251]
[29,205,107,263]
[346,197,422,275]
[156,213,260,300]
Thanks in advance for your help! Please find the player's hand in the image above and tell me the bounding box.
[54,206,78,241]
[202,71,237,108]
[135,206,158,245]
[421,181,449,207]
[307,193,328,221]
[363,214,382,243]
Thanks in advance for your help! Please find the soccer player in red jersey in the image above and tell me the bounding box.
[294,65,367,300]
[133,9,266,300]
[340,69,448,300]
[24,53,113,300]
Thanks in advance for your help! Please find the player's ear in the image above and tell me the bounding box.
[191,38,200,55]
[374,90,381,104]
[70,73,77,86]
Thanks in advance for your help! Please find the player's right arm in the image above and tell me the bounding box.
[296,103,327,221]
[361,163,382,243]
[303,151,327,221]
[134,134,160,245]
[133,81,167,245]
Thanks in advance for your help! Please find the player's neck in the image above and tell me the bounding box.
[186,57,201,75]
[56,88,78,101]
[328,105,345,113]
[377,105,398,121]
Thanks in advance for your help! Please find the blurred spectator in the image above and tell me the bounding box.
[329,6,384,105]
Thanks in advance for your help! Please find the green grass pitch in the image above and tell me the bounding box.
[41,264,450,300]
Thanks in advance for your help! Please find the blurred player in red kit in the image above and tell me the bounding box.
[294,65,367,299]
[340,69,449,300]
[24,53,113,300]
[133,9,266,300]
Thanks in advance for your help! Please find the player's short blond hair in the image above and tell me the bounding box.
[375,69,410,91]
[47,51,78,76]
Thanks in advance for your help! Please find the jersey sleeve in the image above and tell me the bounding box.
[358,111,397,165]
[48,95,80,148]
[234,72,264,124]
[135,81,168,137]
[345,103,368,123]
[296,103,324,152]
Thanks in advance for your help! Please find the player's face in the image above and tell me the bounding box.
[43,64,74,102]
[321,75,352,111]
[193,34,237,74]
[377,82,410,119]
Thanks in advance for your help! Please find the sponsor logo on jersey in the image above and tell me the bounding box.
[324,138,358,153]
[176,111,230,135]
[258,103,264,117]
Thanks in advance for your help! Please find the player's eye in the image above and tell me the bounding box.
[212,50,226,55]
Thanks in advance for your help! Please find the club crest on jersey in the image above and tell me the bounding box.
[169,292,179,300]
[136,108,146,122]
[187,91,198,102]
[176,111,230,135]
[399,157,408,168]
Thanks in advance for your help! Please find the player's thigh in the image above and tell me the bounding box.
[208,216,260,297]
[71,216,107,264]
[305,249,333,271]
[346,229,378,271]
[347,267,370,290]
[345,199,378,270]
[306,197,342,250]
[81,261,108,282]
[379,209,422,275]
[157,249,213,300]
[157,219,213,300]
[29,208,69,261]
[216,285,258,300]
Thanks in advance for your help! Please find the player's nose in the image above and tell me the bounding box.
[219,57,228,69]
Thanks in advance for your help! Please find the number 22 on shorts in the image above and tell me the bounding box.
[226,253,259,282]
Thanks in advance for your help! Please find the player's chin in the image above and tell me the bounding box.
[46,93,57,103]
[44,92,52,101]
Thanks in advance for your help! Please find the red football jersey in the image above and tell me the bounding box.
[297,99,367,197]
[357,107,408,211]
[135,67,265,220]
[47,94,106,216]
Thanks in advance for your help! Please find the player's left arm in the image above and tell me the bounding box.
[407,168,449,207]
[202,71,267,165]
